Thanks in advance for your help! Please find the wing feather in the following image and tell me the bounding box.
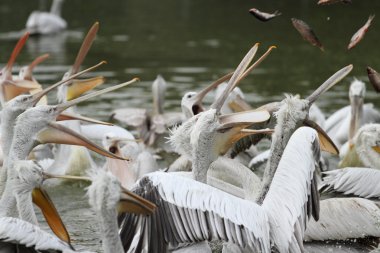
[119,172,271,253]
[0,217,77,252]
[305,198,380,241]
[321,167,380,199]
[262,127,321,253]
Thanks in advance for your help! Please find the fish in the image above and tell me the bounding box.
[367,66,380,93]
[291,18,324,51]
[249,8,281,22]
[317,0,352,5]
[347,15,375,50]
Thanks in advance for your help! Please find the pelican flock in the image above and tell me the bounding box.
[0,13,380,253]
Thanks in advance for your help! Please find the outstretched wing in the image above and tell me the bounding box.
[321,167,380,199]
[262,127,321,253]
[118,172,271,253]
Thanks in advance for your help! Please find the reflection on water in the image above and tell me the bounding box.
[0,0,380,251]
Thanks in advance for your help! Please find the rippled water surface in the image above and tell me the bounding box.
[1,0,380,251]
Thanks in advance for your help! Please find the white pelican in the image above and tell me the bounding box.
[86,170,156,253]
[325,78,380,149]
[0,62,106,195]
[25,0,67,35]
[119,126,321,252]
[0,80,136,223]
[0,33,40,106]
[112,75,183,146]
[339,123,380,168]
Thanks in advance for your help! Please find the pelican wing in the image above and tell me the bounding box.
[118,172,271,253]
[321,168,380,199]
[0,217,77,252]
[111,108,148,128]
[325,105,349,134]
[262,127,321,252]
[305,198,380,241]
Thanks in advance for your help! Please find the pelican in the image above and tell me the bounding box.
[86,170,156,253]
[0,61,106,196]
[325,78,380,149]
[43,22,108,177]
[0,79,137,225]
[339,123,380,168]
[25,0,67,35]
[0,33,40,106]
[112,75,183,146]
[117,44,335,252]
[119,126,321,252]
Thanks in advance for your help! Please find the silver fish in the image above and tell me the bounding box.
[249,8,281,22]
[347,15,375,50]
[367,66,380,93]
[291,18,324,51]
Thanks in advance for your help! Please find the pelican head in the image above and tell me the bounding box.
[181,91,204,119]
[13,160,44,192]
[348,79,365,142]
[88,170,121,212]
[354,124,380,168]
[102,132,140,158]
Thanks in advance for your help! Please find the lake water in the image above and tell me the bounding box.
[0,0,379,251]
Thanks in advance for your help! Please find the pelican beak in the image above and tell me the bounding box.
[228,95,252,112]
[372,146,380,154]
[215,110,271,154]
[57,112,113,126]
[69,22,99,75]
[306,65,353,105]
[117,187,156,215]
[23,54,50,81]
[32,187,72,245]
[211,44,275,113]
[2,32,29,80]
[42,172,91,182]
[303,119,339,155]
[56,78,139,113]
[349,95,363,144]
[36,122,129,160]
[30,61,106,106]
[2,80,41,101]
[66,76,105,101]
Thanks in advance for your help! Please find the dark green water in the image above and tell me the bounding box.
[1,0,380,251]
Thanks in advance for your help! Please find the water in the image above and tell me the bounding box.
[1,0,380,251]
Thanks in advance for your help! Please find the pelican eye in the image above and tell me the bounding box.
[22,97,28,102]
[187,94,192,99]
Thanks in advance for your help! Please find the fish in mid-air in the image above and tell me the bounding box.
[249,8,281,22]
[291,18,324,51]
[347,15,375,50]
[367,66,380,93]
[317,0,352,5]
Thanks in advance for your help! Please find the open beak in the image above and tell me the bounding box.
[23,54,50,81]
[303,119,339,155]
[306,65,353,105]
[57,112,113,126]
[2,32,29,80]
[349,95,363,144]
[32,187,72,246]
[56,78,139,114]
[215,110,271,154]
[36,122,129,160]
[69,22,99,76]
[211,44,275,113]
[66,76,105,101]
[228,95,252,112]
[2,80,41,101]
[31,61,106,106]
[118,187,156,215]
